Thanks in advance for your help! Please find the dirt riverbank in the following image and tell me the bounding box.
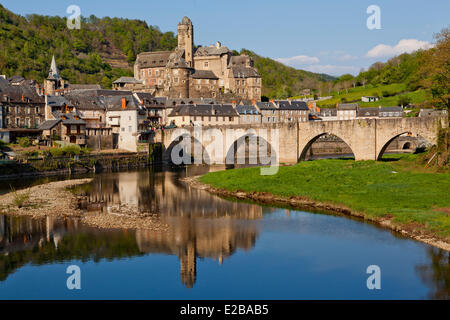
[0,179,169,232]
[183,176,450,252]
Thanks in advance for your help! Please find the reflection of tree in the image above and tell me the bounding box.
[416,248,450,299]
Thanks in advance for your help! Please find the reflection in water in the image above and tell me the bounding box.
[0,215,142,281]
[0,167,449,298]
[416,248,450,299]
[1,166,265,288]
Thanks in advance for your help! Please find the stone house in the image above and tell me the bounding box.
[236,105,261,124]
[112,77,145,91]
[357,107,379,119]
[357,106,404,118]
[105,95,149,152]
[274,100,310,123]
[39,111,87,145]
[337,103,358,120]
[168,104,239,127]
[0,78,45,129]
[319,108,338,121]
[134,92,167,126]
[361,96,379,102]
[64,91,114,150]
[378,106,404,118]
[257,101,279,124]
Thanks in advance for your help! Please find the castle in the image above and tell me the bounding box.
[122,17,262,102]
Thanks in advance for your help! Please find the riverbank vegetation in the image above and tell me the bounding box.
[200,153,450,241]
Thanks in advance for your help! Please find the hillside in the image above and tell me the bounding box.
[316,27,449,110]
[240,49,335,99]
[0,4,177,88]
[0,5,334,95]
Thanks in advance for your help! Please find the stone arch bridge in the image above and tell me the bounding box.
[152,117,447,164]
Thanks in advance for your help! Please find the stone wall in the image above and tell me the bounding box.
[87,135,114,150]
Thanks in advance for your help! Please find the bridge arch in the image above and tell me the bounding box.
[164,133,211,165]
[298,132,355,161]
[376,131,432,160]
[225,131,277,169]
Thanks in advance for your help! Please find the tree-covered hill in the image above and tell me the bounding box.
[0,4,177,88]
[240,49,335,99]
[0,5,334,95]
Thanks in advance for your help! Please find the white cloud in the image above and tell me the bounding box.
[366,39,434,58]
[302,65,360,76]
[275,55,320,66]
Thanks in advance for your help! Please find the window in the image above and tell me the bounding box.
[204,62,209,68]
[121,127,125,132]
[229,117,233,122]
[129,126,132,132]
[16,118,20,126]
[35,107,39,113]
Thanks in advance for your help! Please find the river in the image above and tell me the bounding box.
[0,166,448,299]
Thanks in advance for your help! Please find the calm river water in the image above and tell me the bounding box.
[0,166,448,299]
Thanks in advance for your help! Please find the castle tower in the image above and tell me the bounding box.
[180,241,197,289]
[177,16,194,68]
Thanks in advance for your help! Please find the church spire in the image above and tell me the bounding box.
[48,55,60,79]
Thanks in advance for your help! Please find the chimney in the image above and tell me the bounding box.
[215,41,221,49]
[121,98,127,109]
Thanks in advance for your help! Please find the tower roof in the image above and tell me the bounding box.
[48,55,60,80]
[180,16,192,25]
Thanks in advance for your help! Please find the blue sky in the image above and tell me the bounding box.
[2,0,449,76]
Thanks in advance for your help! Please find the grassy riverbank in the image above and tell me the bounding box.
[200,154,450,241]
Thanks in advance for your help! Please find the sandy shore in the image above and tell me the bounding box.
[0,179,169,232]
[183,176,450,252]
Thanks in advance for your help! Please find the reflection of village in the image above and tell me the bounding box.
[84,166,266,288]
[1,167,269,288]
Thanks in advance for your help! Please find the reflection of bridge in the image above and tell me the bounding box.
[154,117,446,163]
